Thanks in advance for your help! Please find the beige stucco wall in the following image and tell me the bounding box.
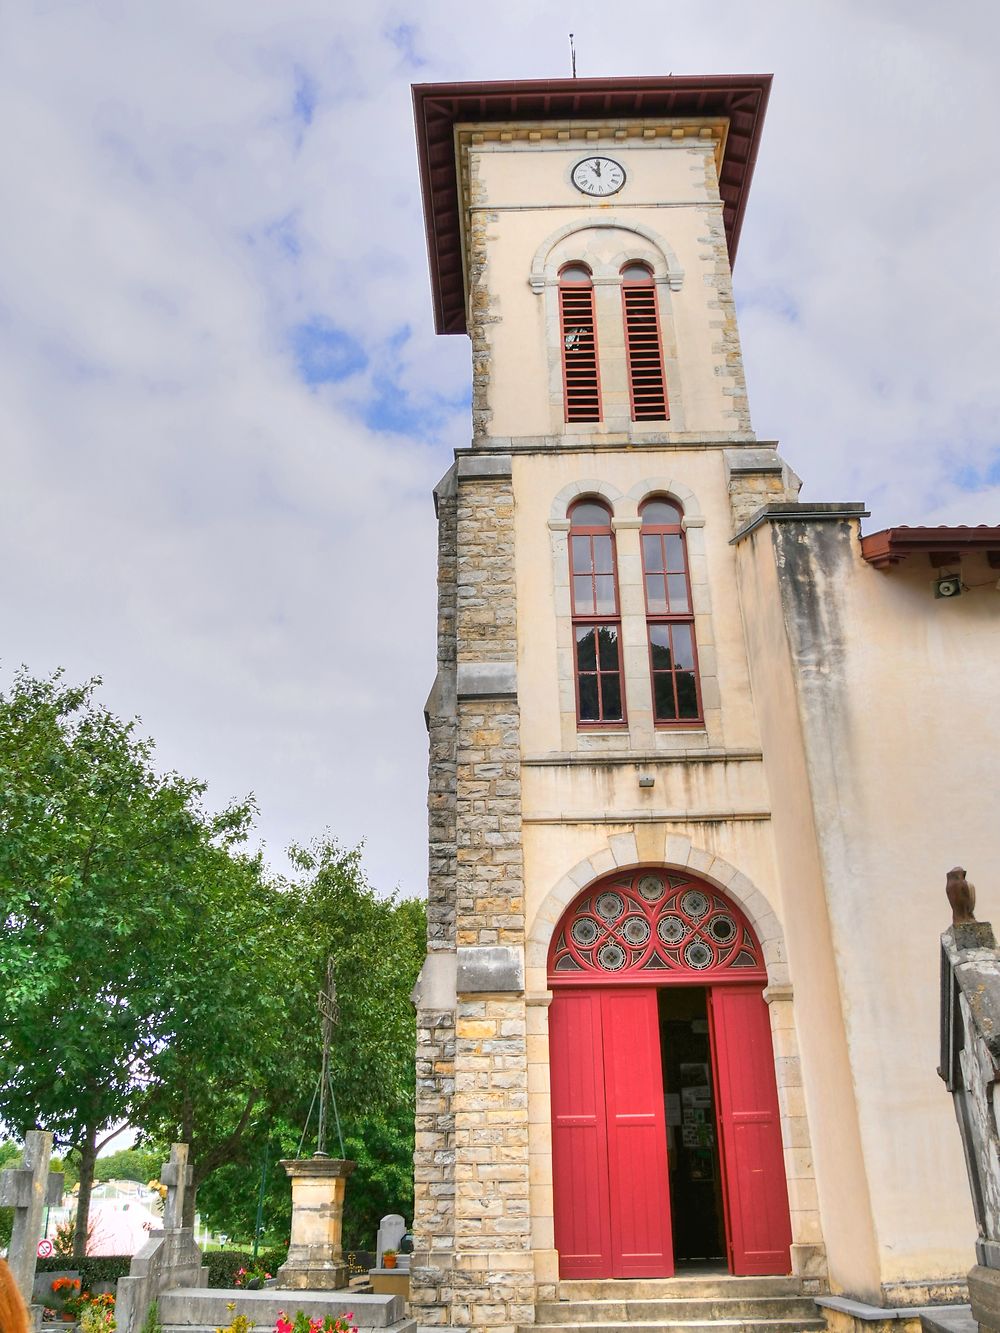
[466,135,748,440]
[736,516,986,1299]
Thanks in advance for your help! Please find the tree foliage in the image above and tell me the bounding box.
[0,670,424,1254]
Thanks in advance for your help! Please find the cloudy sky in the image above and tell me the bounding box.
[1,1,997,899]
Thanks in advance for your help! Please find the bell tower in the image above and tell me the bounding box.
[410,75,813,1333]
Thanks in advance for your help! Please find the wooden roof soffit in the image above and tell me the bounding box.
[860,526,1000,570]
[412,74,773,335]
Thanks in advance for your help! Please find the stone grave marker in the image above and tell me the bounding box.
[0,1130,64,1308]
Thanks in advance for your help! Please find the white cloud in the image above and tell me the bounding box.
[0,0,996,896]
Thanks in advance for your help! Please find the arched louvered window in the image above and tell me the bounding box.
[559,264,601,423]
[622,263,669,422]
[569,499,624,725]
[641,497,701,724]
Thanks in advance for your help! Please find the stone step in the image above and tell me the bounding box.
[557,1277,804,1301]
[528,1320,826,1333]
[537,1296,822,1323]
[158,1288,407,1330]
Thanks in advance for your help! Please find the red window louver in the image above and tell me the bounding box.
[560,268,602,423]
[622,268,669,422]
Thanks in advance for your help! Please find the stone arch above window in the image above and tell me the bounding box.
[529,218,685,294]
[549,479,625,528]
[625,477,704,523]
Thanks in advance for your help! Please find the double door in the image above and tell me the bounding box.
[549,983,792,1279]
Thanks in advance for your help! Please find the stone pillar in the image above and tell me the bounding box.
[276,1158,355,1290]
[0,1131,63,1309]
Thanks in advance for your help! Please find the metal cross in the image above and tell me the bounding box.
[316,956,342,1158]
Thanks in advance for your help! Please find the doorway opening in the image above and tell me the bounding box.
[548,866,793,1280]
[658,986,725,1268]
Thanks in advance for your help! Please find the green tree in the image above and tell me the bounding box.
[93,1147,162,1186]
[182,842,425,1250]
[0,669,254,1253]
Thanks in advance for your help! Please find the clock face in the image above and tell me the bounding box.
[571,156,626,197]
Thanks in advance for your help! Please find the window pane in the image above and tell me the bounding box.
[654,674,677,720]
[642,500,681,526]
[665,535,685,571]
[597,625,619,669]
[677,671,699,718]
[602,673,623,719]
[576,626,597,671]
[621,263,653,284]
[595,575,616,613]
[642,534,664,573]
[578,674,599,720]
[573,575,595,614]
[671,623,695,669]
[561,264,592,284]
[571,535,593,573]
[646,575,667,613]
[649,625,673,671]
[593,535,613,574]
[666,574,690,612]
[571,501,610,526]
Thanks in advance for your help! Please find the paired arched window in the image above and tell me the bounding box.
[567,494,701,727]
[558,262,669,424]
[569,499,624,724]
[640,498,701,723]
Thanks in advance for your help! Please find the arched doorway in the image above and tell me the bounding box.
[548,866,792,1280]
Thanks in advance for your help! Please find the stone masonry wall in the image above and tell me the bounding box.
[415,464,532,1333]
[411,470,458,1325]
[453,472,531,1333]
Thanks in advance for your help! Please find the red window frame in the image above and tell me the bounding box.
[621,264,669,422]
[559,266,602,424]
[569,500,626,727]
[640,498,702,726]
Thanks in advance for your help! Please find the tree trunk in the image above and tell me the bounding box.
[73,1128,97,1257]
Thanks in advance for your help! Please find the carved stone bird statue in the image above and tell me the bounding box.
[946,866,977,925]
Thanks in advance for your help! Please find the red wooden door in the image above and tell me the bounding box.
[709,985,792,1275]
[550,989,613,1277]
[602,989,674,1276]
[550,987,672,1278]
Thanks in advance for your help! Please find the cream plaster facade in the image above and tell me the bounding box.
[411,84,992,1333]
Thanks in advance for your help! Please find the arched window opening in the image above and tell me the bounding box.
[569,499,624,725]
[559,265,601,424]
[621,263,668,422]
[548,867,766,983]
[640,497,701,724]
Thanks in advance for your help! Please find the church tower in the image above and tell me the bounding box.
[409,74,979,1333]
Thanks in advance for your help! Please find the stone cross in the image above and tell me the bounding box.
[159,1143,193,1231]
[0,1131,64,1304]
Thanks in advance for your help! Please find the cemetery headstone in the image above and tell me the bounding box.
[376,1215,407,1270]
[0,1130,64,1308]
[115,1144,207,1333]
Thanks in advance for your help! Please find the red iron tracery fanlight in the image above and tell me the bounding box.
[548,867,766,985]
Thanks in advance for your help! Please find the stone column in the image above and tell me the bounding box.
[276,1158,355,1290]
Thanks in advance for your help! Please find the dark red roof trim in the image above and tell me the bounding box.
[413,74,773,335]
[861,526,1000,569]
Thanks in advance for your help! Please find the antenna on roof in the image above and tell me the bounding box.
[569,33,577,78]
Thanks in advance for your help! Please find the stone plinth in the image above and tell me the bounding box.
[276,1157,355,1290]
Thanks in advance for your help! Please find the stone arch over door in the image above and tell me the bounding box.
[523,832,827,1282]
